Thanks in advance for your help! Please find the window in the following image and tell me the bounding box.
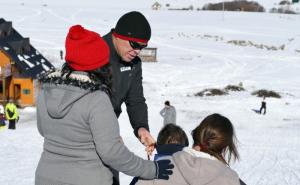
[22,89,30,95]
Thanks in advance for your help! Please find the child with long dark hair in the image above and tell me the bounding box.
[135,113,244,185]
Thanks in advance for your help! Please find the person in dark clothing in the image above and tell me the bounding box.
[59,50,63,60]
[102,11,155,184]
[259,96,266,115]
[131,124,189,185]
[154,124,189,160]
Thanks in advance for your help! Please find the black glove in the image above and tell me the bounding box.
[154,159,174,180]
[240,179,247,185]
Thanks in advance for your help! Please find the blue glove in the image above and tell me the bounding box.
[154,160,174,180]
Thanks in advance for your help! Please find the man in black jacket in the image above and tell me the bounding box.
[102,11,156,184]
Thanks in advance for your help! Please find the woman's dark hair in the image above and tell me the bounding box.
[157,124,189,146]
[192,113,239,165]
[61,63,112,95]
[164,101,170,106]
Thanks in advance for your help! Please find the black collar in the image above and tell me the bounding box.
[156,144,185,155]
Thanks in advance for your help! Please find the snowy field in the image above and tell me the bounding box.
[1,0,300,185]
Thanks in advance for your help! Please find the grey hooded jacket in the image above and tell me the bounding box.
[136,147,240,185]
[160,106,176,125]
[35,71,156,185]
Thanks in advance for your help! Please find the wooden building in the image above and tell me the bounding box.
[0,18,54,107]
[152,2,162,10]
[138,47,157,62]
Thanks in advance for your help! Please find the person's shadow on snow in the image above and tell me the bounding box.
[252,109,261,114]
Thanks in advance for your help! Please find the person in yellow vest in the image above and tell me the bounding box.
[5,100,19,130]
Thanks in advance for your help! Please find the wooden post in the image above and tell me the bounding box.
[2,67,5,103]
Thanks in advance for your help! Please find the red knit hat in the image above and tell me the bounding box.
[65,25,109,71]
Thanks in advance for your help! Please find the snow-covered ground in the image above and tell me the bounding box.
[151,0,300,13]
[1,0,300,185]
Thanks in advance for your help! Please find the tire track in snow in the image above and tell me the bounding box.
[70,9,84,22]
[45,7,110,36]
[240,124,300,185]
[44,8,74,24]
[240,127,275,184]
[30,38,58,46]
[153,39,259,84]
[254,155,283,185]
[212,56,249,83]
[281,151,300,184]
[151,39,300,62]
[283,127,300,183]
[244,148,267,184]
[15,8,42,23]
[69,9,110,28]
[286,153,300,183]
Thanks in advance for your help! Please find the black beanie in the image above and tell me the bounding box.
[113,11,151,44]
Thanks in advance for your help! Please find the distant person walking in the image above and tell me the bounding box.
[5,100,19,130]
[259,97,266,115]
[59,50,63,60]
[160,101,176,125]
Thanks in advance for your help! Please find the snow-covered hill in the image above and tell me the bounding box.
[152,0,300,12]
[1,0,300,185]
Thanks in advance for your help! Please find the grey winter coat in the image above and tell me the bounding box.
[35,71,156,185]
[136,147,240,185]
[160,106,176,125]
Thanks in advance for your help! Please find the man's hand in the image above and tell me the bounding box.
[138,127,156,156]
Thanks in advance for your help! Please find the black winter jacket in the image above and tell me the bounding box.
[103,32,149,137]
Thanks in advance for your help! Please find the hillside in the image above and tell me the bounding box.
[0,0,300,185]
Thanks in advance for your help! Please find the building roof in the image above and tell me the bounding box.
[0,18,55,79]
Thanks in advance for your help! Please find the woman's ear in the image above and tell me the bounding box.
[193,145,201,151]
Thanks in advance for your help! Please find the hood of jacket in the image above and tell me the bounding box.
[172,147,239,185]
[40,71,100,119]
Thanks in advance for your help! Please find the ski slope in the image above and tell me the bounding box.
[1,0,300,184]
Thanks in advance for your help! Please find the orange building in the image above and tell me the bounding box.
[0,18,54,107]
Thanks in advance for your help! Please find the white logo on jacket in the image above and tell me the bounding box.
[120,66,131,72]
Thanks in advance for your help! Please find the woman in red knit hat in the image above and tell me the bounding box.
[35,25,174,185]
